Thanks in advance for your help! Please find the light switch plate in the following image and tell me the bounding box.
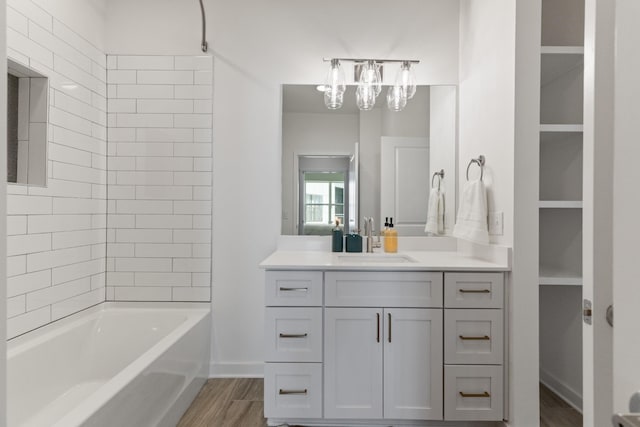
[488,211,504,236]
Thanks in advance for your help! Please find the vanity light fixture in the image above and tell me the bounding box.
[321,58,419,112]
[324,59,347,109]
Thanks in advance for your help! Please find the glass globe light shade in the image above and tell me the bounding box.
[396,61,417,99]
[386,85,407,112]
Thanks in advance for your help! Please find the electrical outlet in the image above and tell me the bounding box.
[282,211,289,221]
[488,211,503,236]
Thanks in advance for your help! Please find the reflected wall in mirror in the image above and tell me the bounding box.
[281,84,457,236]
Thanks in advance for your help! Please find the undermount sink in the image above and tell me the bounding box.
[335,253,417,264]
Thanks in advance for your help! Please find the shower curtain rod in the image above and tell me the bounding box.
[199,0,208,52]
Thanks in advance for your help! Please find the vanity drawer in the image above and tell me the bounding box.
[444,272,504,308]
[444,365,504,421]
[444,309,503,365]
[265,307,322,362]
[325,271,443,307]
[265,271,323,306]
[264,362,322,419]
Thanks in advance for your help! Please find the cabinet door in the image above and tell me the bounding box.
[383,308,443,420]
[324,307,383,419]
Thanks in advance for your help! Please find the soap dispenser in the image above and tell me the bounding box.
[331,219,343,252]
[345,229,363,253]
[384,217,398,253]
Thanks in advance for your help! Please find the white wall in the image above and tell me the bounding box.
[1,0,8,423]
[281,112,359,235]
[106,0,460,375]
[458,0,515,247]
[6,0,108,338]
[459,1,542,426]
[613,0,640,414]
[105,54,213,303]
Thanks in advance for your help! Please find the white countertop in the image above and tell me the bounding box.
[259,250,510,271]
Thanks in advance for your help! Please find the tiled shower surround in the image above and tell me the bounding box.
[105,55,212,302]
[5,0,213,339]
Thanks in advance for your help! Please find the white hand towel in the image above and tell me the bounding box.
[453,179,489,244]
[425,189,445,235]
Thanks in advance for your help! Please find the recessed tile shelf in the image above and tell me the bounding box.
[7,58,49,187]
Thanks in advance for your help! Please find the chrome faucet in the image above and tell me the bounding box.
[364,217,382,253]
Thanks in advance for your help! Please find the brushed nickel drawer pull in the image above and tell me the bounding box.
[459,335,491,341]
[279,333,308,338]
[459,289,491,294]
[459,391,491,398]
[279,287,308,292]
[279,388,308,395]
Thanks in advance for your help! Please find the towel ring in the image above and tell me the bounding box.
[431,169,444,191]
[466,155,485,181]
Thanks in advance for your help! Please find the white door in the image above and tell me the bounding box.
[612,0,640,416]
[380,137,429,235]
[324,308,383,419]
[582,0,616,425]
[383,308,443,420]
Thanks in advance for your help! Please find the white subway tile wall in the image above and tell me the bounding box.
[106,55,212,303]
[6,2,214,338]
[6,0,107,338]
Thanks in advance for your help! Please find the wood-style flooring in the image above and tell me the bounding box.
[178,378,267,427]
[540,383,583,427]
[179,378,583,427]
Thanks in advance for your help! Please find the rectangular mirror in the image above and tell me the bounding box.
[281,84,457,236]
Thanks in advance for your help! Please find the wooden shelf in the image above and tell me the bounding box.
[539,201,583,209]
[540,124,583,132]
[541,46,584,55]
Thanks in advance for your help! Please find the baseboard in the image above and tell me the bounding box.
[209,361,264,378]
[540,369,583,413]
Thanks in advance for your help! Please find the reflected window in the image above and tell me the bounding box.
[303,174,345,226]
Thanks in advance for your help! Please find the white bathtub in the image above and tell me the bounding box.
[7,302,211,427]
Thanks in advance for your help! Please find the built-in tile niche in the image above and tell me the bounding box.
[7,59,49,187]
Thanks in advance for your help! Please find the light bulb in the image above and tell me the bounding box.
[386,85,407,112]
[324,59,346,109]
[356,84,376,111]
[359,60,382,98]
[396,61,417,99]
[324,89,344,110]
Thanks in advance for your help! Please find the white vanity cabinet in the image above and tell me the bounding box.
[324,307,444,420]
[323,271,444,421]
[443,272,505,421]
[263,268,506,426]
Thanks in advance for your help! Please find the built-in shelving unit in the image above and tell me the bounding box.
[538,0,585,412]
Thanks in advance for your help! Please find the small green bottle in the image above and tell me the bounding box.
[331,219,343,252]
